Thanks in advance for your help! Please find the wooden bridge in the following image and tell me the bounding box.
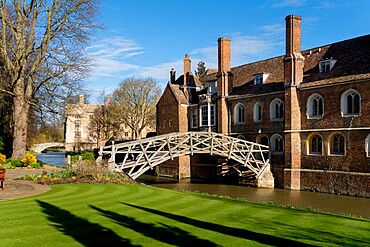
[98,132,274,188]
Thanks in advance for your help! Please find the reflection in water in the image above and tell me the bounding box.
[139,175,370,219]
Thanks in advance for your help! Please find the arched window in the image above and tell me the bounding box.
[366,134,370,157]
[308,134,322,155]
[237,135,246,140]
[234,103,245,124]
[341,89,361,116]
[307,94,324,118]
[270,134,284,154]
[270,99,284,121]
[253,102,262,123]
[330,133,345,155]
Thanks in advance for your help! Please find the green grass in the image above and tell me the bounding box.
[0,184,369,246]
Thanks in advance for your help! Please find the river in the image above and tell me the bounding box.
[36,152,65,167]
[36,152,370,219]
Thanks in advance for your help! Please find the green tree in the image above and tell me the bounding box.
[194,61,206,77]
[111,77,161,140]
[0,0,99,158]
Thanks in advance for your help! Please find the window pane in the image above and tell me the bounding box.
[201,106,208,126]
[347,94,353,114]
[210,105,215,126]
[354,93,360,114]
[258,105,262,121]
[318,98,323,116]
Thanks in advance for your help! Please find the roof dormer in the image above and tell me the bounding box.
[253,72,270,85]
[319,58,336,73]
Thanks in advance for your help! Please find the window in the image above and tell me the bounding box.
[341,89,361,116]
[270,134,284,154]
[75,131,81,138]
[319,59,336,73]
[210,105,215,126]
[200,104,216,127]
[330,133,345,155]
[253,73,269,85]
[208,81,217,94]
[366,134,370,157]
[254,74,263,85]
[307,94,324,119]
[201,105,208,126]
[75,114,81,120]
[191,109,197,128]
[270,99,284,121]
[89,131,94,138]
[253,102,262,122]
[308,134,322,155]
[234,103,245,124]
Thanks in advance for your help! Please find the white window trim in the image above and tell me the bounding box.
[253,102,262,123]
[270,134,284,155]
[200,104,216,127]
[366,134,370,157]
[234,103,245,125]
[319,59,336,73]
[306,93,324,119]
[270,98,284,122]
[340,89,361,117]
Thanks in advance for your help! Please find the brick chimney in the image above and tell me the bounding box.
[170,68,176,83]
[218,37,231,73]
[284,15,304,85]
[79,95,84,104]
[284,15,303,190]
[183,54,191,84]
[216,37,232,134]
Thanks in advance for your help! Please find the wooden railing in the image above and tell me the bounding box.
[98,132,271,181]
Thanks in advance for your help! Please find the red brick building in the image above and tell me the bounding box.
[156,15,370,197]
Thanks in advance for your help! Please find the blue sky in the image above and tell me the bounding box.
[85,0,370,101]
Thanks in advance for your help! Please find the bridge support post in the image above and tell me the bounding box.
[257,164,274,188]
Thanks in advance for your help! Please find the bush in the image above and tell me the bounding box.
[6,158,22,167]
[0,153,6,165]
[21,152,37,166]
[81,152,95,161]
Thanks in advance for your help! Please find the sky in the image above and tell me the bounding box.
[84,0,370,102]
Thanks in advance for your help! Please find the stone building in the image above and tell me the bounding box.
[65,95,153,151]
[156,15,370,197]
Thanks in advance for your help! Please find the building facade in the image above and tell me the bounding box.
[65,95,153,152]
[156,15,370,197]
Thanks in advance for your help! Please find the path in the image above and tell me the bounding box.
[0,166,61,201]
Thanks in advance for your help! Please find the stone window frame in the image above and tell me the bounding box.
[74,130,81,138]
[329,132,345,156]
[307,133,323,155]
[253,102,262,123]
[306,93,324,119]
[340,89,361,117]
[233,103,245,125]
[269,98,284,122]
[270,134,284,155]
[366,134,370,157]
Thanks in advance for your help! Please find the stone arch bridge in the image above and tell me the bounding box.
[30,142,65,153]
[98,132,274,188]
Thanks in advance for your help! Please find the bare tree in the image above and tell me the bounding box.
[111,77,161,140]
[89,93,117,147]
[0,0,99,158]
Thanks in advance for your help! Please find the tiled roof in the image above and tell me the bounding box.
[168,83,188,104]
[228,34,370,95]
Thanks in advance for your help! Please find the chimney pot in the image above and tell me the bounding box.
[170,68,176,83]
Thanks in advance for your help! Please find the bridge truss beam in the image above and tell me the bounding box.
[98,132,273,184]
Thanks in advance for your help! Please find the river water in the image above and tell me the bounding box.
[36,152,370,219]
[36,152,66,167]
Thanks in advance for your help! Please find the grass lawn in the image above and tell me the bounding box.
[0,184,369,246]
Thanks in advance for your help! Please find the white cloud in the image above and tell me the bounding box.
[270,0,307,8]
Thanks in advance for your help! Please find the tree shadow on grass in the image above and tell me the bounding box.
[90,205,219,247]
[36,200,139,247]
[122,202,316,247]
